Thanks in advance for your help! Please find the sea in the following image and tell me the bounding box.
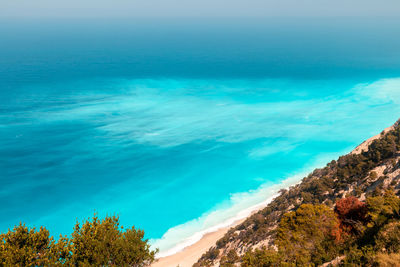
[1,17,400,256]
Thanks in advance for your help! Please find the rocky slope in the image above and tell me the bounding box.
[194,119,400,266]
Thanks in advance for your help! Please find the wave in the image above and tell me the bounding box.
[150,152,345,258]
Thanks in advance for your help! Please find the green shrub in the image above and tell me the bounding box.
[366,190,400,227]
[375,221,400,253]
[0,224,61,266]
[276,204,339,265]
[69,215,156,266]
[0,215,157,267]
[241,248,281,267]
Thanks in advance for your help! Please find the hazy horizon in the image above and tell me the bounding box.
[2,0,400,18]
[2,0,400,258]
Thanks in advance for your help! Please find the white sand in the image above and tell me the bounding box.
[152,122,398,267]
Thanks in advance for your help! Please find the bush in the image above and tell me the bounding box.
[0,224,61,266]
[336,196,367,221]
[70,215,156,266]
[276,204,339,265]
[366,190,400,227]
[373,253,400,267]
[343,245,375,266]
[241,248,280,267]
[220,249,239,267]
[375,221,400,253]
[0,215,157,267]
[195,122,400,266]
[335,196,367,237]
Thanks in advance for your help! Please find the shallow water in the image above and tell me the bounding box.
[1,18,400,255]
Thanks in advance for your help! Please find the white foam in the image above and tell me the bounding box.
[32,77,400,151]
[151,152,344,258]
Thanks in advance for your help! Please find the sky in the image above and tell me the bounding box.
[1,0,400,18]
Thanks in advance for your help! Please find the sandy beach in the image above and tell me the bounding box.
[150,167,323,267]
[151,122,400,267]
[152,226,227,267]
[150,191,284,267]
[152,218,245,267]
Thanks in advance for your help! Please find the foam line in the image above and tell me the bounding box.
[151,153,344,258]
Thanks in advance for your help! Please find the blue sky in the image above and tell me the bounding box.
[1,0,400,18]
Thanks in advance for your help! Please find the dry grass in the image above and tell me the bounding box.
[375,253,400,267]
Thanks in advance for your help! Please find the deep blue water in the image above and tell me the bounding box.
[1,18,400,255]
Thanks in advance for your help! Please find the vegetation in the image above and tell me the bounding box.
[221,191,400,266]
[0,215,157,266]
[0,224,60,266]
[276,204,339,265]
[195,119,400,266]
[3,120,400,266]
[241,248,280,267]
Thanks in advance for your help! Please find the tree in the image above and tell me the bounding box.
[335,196,367,238]
[69,215,157,266]
[0,215,157,267]
[375,221,400,253]
[276,204,339,265]
[0,224,62,266]
[366,190,400,227]
[241,248,280,267]
[220,249,239,267]
[336,196,367,221]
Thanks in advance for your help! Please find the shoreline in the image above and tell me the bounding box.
[151,217,246,267]
[150,172,308,267]
[152,192,279,257]
[150,152,344,264]
[151,208,265,267]
[151,124,396,267]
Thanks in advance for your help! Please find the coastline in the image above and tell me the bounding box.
[151,123,398,267]
[152,218,245,267]
[151,173,308,267]
[152,210,265,267]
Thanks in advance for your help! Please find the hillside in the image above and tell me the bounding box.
[195,119,400,266]
[2,119,400,267]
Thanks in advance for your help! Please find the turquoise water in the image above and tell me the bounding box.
[1,18,400,255]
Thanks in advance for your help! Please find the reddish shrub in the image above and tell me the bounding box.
[335,196,367,222]
[334,196,367,241]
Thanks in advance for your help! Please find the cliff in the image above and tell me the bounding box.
[195,119,400,266]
